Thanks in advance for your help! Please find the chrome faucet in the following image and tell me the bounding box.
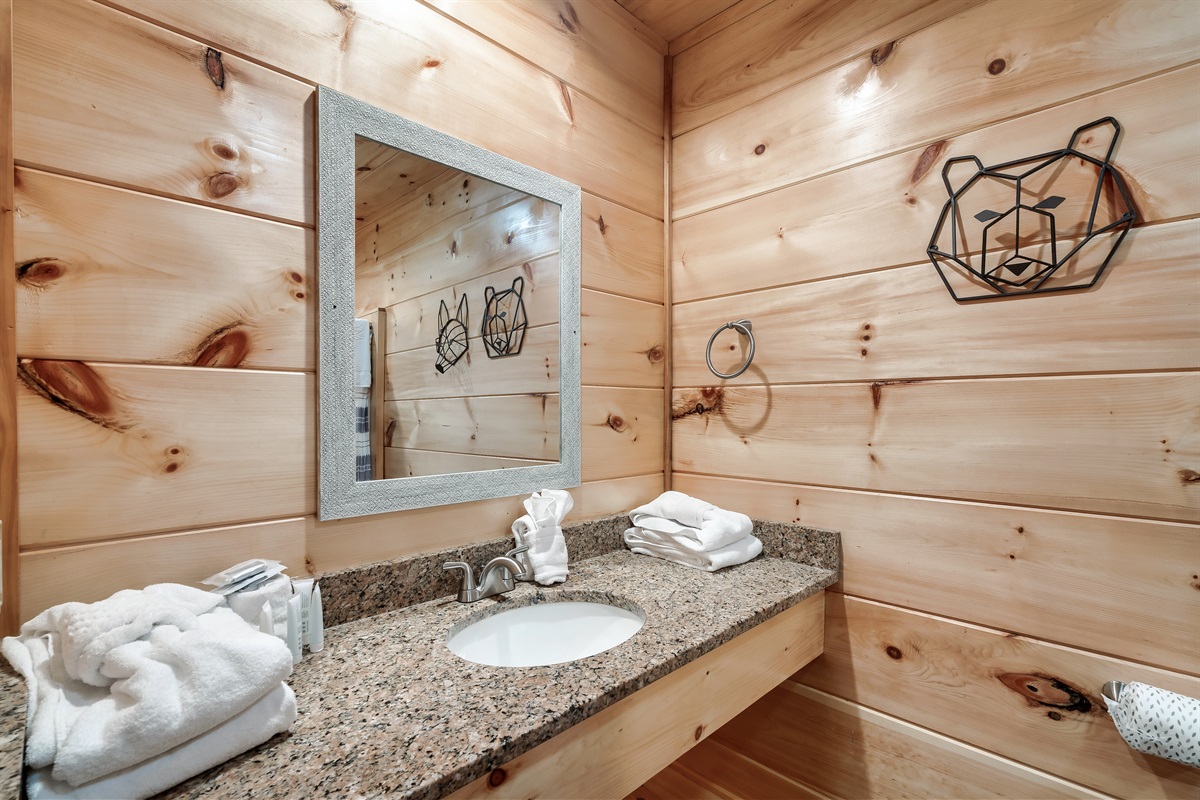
[443,546,530,603]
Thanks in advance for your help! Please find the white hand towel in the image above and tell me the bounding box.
[225,574,292,639]
[4,598,293,787]
[629,492,752,551]
[624,527,763,572]
[629,491,715,529]
[353,318,372,388]
[25,682,297,800]
[512,514,568,585]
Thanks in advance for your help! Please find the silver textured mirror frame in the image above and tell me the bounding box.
[316,86,582,520]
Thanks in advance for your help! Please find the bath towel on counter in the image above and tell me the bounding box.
[624,527,763,572]
[629,491,753,552]
[24,682,297,800]
[2,584,293,789]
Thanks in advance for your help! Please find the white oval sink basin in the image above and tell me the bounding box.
[447,600,645,667]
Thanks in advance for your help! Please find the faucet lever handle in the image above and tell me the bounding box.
[505,545,532,580]
[443,561,478,603]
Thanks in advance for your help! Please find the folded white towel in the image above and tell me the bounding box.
[353,318,372,388]
[629,492,752,552]
[511,489,573,585]
[624,527,763,572]
[225,574,292,639]
[3,591,293,787]
[25,682,297,800]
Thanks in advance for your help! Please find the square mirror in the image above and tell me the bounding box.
[317,87,581,520]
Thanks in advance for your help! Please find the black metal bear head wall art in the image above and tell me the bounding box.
[481,276,528,358]
[434,293,468,374]
[927,117,1136,301]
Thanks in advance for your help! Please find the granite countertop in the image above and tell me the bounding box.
[156,519,839,799]
[0,661,24,800]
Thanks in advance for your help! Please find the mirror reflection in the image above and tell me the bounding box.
[352,136,562,481]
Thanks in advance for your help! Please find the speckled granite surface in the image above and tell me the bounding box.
[156,528,837,800]
[0,662,24,800]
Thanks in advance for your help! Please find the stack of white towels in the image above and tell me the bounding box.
[625,491,762,571]
[2,584,297,800]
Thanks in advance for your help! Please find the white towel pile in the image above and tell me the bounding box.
[625,491,762,571]
[2,584,297,800]
[511,489,573,584]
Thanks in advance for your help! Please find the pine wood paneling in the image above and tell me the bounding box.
[108,0,664,218]
[20,518,308,619]
[19,364,313,546]
[581,192,664,302]
[14,168,313,369]
[616,0,740,43]
[354,145,449,223]
[672,0,982,134]
[582,387,664,482]
[667,0,774,57]
[14,0,313,224]
[675,220,1200,385]
[421,0,664,136]
[674,473,1200,675]
[582,291,666,388]
[673,375,1200,522]
[385,325,560,401]
[669,738,832,800]
[306,472,664,575]
[799,595,1200,798]
[712,682,1107,800]
[673,64,1200,302]
[672,0,1200,218]
[0,0,17,636]
[385,449,549,478]
[387,395,561,461]
[448,592,824,800]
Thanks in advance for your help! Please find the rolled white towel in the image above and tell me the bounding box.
[624,527,762,572]
[629,492,752,552]
[4,598,293,787]
[25,682,297,800]
[512,514,568,585]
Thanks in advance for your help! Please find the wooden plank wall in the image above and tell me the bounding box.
[11,0,666,621]
[665,0,1200,797]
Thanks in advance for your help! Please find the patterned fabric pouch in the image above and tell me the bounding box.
[1102,680,1200,768]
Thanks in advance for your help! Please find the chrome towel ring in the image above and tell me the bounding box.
[705,319,755,379]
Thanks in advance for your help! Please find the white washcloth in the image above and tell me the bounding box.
[353,318,372,388]
[629,491,752,552]
[24,583,222,688]
[511,489,573,585]
[3,594,293,787]
[25,682,297,800]
[624,527,763,572]
[225,574,292,639]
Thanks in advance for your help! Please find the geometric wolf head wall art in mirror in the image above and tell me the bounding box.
[318,86,581,521]
[927,117,1136,301]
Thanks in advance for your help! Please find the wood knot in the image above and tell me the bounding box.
[17,257,67,287]
[385,418,397,447]
[1047,711,1062,721]
[606,414,627,432]
[204,47,226,89]
[450,240,458,256]
[205,138,240,162]
[988,58,1007,75]
[597,214,607,235]
[423,58,442,69]
[18,359,131,432]
[997,673,1092,713]
[754,144,767,156]
[201,172,243,199]
[646,345,665,363]
[885,645,903,660]
[193,324,251,368]
[505,232,515,245]
[487,768,506,787]
[910,140,950,184]
[871,41,895,66]
[1179,469,1200,484]
[694,724,705,741]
